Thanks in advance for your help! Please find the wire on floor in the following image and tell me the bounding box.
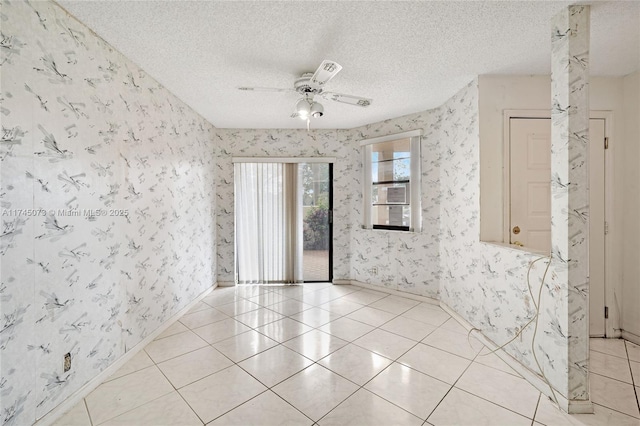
[467,252,559,406]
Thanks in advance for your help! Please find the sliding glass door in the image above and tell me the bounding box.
[234,161,332,284]
[301,163,332,282]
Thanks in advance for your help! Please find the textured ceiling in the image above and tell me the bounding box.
[58,1,639,129]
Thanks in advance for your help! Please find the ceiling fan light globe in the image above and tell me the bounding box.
[310,102,324,118]
[296,98,311,116]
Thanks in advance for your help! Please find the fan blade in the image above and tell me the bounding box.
[321,92,372,107]
[237,86,294,93]
[309,60,343,89]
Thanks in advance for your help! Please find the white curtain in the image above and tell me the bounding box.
[234,163,303,284]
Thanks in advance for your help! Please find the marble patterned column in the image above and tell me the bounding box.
[550,5,592,413]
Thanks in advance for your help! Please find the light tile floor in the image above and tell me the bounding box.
[55,283,640,425]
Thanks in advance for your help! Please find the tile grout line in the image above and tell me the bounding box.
[624,340,640,415]
[319,304,428,418]
[162,286,316,424]
[115,289,374,411]
[316,384,420,424]
[422,340,485,423]
[82,398,94,426]
[276,287,495,424]
[102,294,271,425]
[106,288,640,425]
[263,388,316,425]
[234,325,364,422]
[149,348,210,424]
[89,379,177,426]
[142,330,213,365]
[589,345,630,360]
[531,393,542,426]
[308,304,452,424]
[592,403,640,421]
[174,388,207,425]
[589,370,637,387]
[231,290,420,423]
[234,287,367,423]
[427,343,539,424]
[87,285,542,425]
[590,346,639,384]
[191,316,311,423]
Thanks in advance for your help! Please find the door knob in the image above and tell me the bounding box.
[512,226,520,235]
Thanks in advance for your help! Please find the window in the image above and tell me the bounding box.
[361,130,422,231]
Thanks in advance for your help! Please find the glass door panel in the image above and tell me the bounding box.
[301,163,332,282]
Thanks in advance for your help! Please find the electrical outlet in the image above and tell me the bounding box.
[63,353,71,372]
[370,267,378,275]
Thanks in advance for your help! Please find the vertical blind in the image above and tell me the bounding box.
[234,163,303,284]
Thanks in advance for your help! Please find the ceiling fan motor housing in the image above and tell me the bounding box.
[238,61,371,126]
[294,73,322,95]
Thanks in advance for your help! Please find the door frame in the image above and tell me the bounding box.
[232,156,336,284]
[502,110,617,337]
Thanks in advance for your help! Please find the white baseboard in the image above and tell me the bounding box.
[348,280,440,306]
[217,281,235,287]
[567,399,595,414]
[343,279,596,414]
[332,279,351,285]
[340,280,594,414]
[35,284,217,426]
[622,330,640,346]
[439,301,592,414]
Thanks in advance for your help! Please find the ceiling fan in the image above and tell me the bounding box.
[238,60,372,129]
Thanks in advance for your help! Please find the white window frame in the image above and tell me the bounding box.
[360,130,422,232]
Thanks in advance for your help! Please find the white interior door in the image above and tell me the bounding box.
[509,117,607,336]
[509,119,552,252]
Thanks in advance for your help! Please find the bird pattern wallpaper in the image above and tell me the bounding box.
[549,5,591,403]
[349,107,441,299]
[0,1,591,424]
[213,128,356,286]
[1,1,217,424]
[350,75,589,405]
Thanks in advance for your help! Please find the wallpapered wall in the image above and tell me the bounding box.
[214,129,357,285]
[1,1,594,423]
[549,5,590,403]
[349,78,583,403]
[349,110,441,299]
[0,2,217,425]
